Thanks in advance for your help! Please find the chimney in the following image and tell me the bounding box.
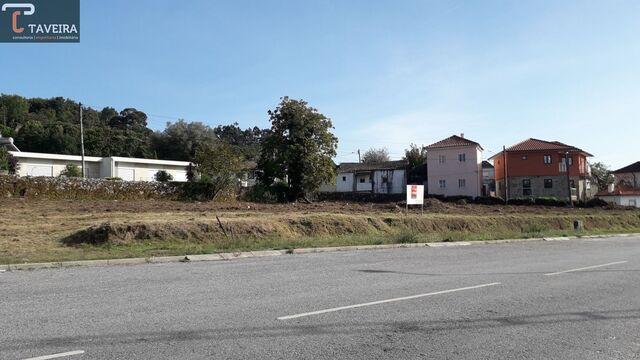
[460,133,464,138]
[608,183,615,193]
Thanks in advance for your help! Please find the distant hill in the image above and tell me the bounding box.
[0,94,267,161]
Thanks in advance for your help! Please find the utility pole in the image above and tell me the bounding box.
[503,146,509,202]
[79,103,86,178]
[565,151,572,206]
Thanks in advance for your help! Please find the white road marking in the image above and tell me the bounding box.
[545,261,628,276]
[22,350,85,360]
[277,282,501,320]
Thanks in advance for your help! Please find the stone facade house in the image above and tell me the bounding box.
[612,161,640,188]
[490,138,593,201]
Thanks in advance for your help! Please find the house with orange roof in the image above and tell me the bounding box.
[489,138,593,201]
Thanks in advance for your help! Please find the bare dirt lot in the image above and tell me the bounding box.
[2,199,639,264]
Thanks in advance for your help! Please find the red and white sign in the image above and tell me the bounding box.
[406,185,424,205]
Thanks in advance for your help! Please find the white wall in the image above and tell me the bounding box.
[355,173,372,192]
[598,195,640,208]
[10,152,189,182]
[335,172,354,192]
[427,146,482,197]
[372,169,405,194]
[114,161,188,182]
[16,157,102,178]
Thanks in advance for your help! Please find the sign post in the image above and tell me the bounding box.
[406,185,425,214]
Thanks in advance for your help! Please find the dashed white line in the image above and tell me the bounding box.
[22,350,85,360]
[544,261,628,276]
[277,282,501,320]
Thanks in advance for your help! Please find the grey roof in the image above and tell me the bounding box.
[613,161,640,174]
[338,160,408,172]
[482,160,494,169]
[0,133,20,152]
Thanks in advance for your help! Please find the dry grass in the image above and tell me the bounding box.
[1,199,639,264]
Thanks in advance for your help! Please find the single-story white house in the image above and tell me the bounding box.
[8,151,191,182]
[595,184,640,208]
[322,160,408,194]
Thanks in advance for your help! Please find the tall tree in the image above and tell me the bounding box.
[194,142,242,200]
[403,143,427,169]
[153,120,219,161]
[258,97,338,201]
[362,147,390,164]
[590,162,615,190]
[214,123,268,161]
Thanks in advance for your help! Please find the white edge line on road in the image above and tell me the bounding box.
[277,282,501,320]
[22,350,85,360]
[544,261,628,276]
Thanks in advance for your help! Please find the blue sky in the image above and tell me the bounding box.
[1,0,639,168]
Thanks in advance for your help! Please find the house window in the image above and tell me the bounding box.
[522,155,528,160]
[381,175,388,184]
[544,179,553,189]
[544,155,552,164]
[523,179,531,196]
[439,180,446,188]
[439,155,446,164]
[459,179,466,188]
[561,157,573,168]
[570,180,576,189]
[359,177,366,183]
[342,176,346,182]
[458,153,466,162]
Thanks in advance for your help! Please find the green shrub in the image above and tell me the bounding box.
[394,231,419,244]
[59,164,82,178]
[0,148,8,171]
[154,170,173,182]
[535,197,569,207]
[242,182,290,203]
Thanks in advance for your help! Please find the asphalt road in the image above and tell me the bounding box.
[1,236,639,359]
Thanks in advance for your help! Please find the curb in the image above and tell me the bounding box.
[1,233,639,272]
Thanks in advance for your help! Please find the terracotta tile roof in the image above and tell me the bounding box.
[596,186,640,197]
[613,161,640,174]
[489,138,593,160]
[338,160,408,172]
[425,135,483,150]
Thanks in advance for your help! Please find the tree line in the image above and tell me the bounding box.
[0,93,616,201]
[0,94,267,162]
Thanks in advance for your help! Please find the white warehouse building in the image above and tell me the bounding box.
[8,151,190,182]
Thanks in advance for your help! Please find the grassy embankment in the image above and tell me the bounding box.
[1,200,639,264]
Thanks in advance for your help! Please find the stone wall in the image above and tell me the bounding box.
[0,175,180,200]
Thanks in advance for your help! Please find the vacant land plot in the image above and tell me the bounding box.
[1,199,639,264]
